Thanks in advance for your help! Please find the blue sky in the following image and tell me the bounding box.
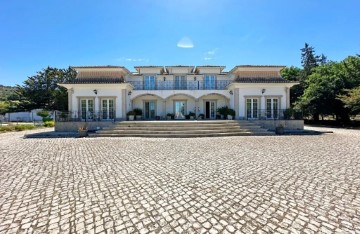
[0,0,359,86]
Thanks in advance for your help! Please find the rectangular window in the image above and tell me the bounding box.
[144,76,156,90]
[246,98,258,119]
[101,99,114,120]
[204,75,216,89]
[80,99,94,120]
[266,98,279,119]
[175,76,186,90]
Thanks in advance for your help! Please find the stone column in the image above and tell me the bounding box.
[234,89,239,119]
[261,95,266,119]
[286,87,290,108]
[94,96,99,119]
[122,89,127,120]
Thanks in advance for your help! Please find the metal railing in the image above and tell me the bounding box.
[128,80,232,90]
[55,111,116,122]
[246,109,303,120]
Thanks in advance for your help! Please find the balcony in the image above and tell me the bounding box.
[127,80,232,90]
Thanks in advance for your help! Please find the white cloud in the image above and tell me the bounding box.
[177,37,194,48]
[206,48,218,55]
[116,57,149,62]
[204,57,212,60]
[203,48,218,60]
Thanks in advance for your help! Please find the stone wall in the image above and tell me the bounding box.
[250,120,304,130]
[55,122,116,132]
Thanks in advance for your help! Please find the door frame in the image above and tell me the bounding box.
[173,100,187,119]
[204,100,217,119]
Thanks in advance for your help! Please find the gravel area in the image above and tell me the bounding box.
[0,127,359,233]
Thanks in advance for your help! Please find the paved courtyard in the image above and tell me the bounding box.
[0,127,360,234]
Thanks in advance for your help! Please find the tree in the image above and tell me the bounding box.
[16,67,76,111]
[301,43,319,76]
[338,87,360,115]
[0,101,9,115]
[281,66,302,105]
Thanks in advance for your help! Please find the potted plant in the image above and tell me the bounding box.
[198,113,204,120]
[166,113,173,120]
[189,112,196,120]
[217,106,229,119]
[78,124,88,137]
[227,108,235,120]
[185,114,190,120]
[133,108,142,120]
[127,111,135,121]
[275,123,285,135]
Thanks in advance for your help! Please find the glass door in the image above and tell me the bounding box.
[205,101,216,119]
[101,99,114,120]
[174,101,186,119]
[144,76,156,90]
[175,76,186,90]
[144,101,156,119]
[204,75,216,89]
[80,99,94,120]
[266,98,279,119]
[246,98,258,119]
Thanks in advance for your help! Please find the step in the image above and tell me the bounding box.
[89,132,274,138]
[96,129,252,134]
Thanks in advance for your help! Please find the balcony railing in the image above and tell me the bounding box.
[246,109,303,120]
[55,111,116,122]
[128,80,232,90]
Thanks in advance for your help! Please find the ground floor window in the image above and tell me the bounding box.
[246,98,258,119]
[266,98,279,119]
[174,101,186,119]
[80,99,94,120]
[101,99,114,120]
[144,101,156,119]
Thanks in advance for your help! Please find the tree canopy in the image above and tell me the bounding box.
[16,67,76,111]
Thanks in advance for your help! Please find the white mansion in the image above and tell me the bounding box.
[59,65,298,121]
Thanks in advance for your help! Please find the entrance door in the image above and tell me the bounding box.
[144,101,156,119]
[174,101,186,119]
[80,99,94,120]
[246,98,258,119]
[205,101,216,119]
[266,98,279,119]
[101,99,114,120]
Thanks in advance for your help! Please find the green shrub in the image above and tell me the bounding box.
[43,121,55,127]
[14,125,35,131]
[0,125,14,132]
[133,108,143,115]
[37,110,50,118]
[42,117,53,122]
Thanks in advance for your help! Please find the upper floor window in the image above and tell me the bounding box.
[204,75,216,89]
[144,76,156,90]
[174,76,186,90]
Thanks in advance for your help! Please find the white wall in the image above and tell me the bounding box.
[237,86,287,118]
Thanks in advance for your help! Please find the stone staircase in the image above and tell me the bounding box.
[88,120,274,138]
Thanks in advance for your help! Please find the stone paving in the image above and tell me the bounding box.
[0,127,360,233]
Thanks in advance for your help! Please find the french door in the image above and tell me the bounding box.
[80,99,94,120]
[175,76,186,90]
[246,98,258,119]
[205,101,216,119]
[174,101,186,119]
[144,101,156,119]
[204,75,216,89]
[144,76,156,90]
[266,98,279,119]
[101,99,114,120]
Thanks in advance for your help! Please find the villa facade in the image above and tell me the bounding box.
[58,65,298,121]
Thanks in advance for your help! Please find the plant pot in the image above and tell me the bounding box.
[190,116,194,120]
[275,127,285,135]
[136,115,142,120]
[220,115,224,119]
[128,115,134,121]
[167,116,172,120]
[227,115,233,120]
[78,130,88,138]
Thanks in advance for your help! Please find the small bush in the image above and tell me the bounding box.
[44,121,55,127]
[0,125,14,132]
[14,125,35,131]
[37,110,50,118]
[42,117,53,122]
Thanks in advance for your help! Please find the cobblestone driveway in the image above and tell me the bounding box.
[0,128,360,233]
